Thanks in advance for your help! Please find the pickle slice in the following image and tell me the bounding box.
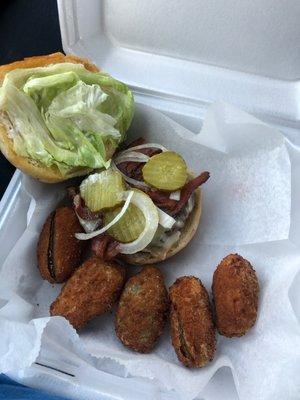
[142,151,187,191]
[80,169,125,212]
[104,203,145,243]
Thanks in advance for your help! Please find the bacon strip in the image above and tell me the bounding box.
[68,187,120,260]
[170,171,210,215]
[67,186,78,200]
[92,234,120,260]
[145,172,210,215]
[118,137,162,181]
[146,190,177,211]
[126,137,146,148]
[67,187,102,221]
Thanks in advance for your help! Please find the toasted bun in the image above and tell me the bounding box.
[0,53,99,183]
[123,187,202,265]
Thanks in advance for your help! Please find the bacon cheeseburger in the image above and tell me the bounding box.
[72,138,210,264]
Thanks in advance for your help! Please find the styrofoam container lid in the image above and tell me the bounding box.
[58,0,300,124]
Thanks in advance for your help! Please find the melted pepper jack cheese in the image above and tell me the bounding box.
[148,194,195,249]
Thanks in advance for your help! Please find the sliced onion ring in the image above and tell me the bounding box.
[169,190,181,201]
[111,161,150,188]
[114,151,150,164]
[76,213,102,233]
[118,190,159,254]
[121,143,168,154]
[156,207,176,229]
[75,191,134,240]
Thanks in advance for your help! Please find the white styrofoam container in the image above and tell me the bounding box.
[1,1,300,399]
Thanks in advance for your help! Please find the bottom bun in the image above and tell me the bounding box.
[122,188,202,265]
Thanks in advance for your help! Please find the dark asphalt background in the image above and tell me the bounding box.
[0,0,62,198]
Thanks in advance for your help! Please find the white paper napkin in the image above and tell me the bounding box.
[0,102,299,400]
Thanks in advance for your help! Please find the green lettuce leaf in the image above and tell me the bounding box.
[23,71,79,110]
[0,83,109,173]
[0,62,134,175]
[46,80,120,139]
